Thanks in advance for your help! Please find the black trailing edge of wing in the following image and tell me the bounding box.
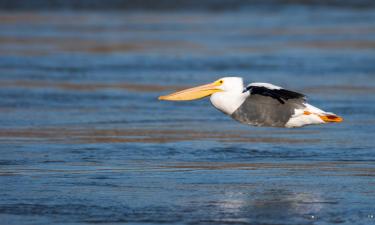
[243,86,306,104]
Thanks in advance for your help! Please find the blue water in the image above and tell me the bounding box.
[0,7,375,225]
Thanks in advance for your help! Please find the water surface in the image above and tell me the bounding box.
[0,7,375,225]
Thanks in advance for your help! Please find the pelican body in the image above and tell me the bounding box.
[159,77,342,128]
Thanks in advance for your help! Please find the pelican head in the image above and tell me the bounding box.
[158,77,244,101]
[158,77,247,115]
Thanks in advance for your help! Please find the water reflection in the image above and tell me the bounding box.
[214,189,326,224]
[251,190,325,220]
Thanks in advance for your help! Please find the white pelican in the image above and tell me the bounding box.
[158,77,343,128]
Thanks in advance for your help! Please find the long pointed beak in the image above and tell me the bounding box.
[158,82,222,101]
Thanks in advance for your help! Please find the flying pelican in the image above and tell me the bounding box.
[158,77,343,128]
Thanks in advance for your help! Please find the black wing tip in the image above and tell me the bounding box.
[245,85,306,102]
[278,89,306,99]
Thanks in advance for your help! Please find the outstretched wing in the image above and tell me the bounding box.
[231,83,306,127]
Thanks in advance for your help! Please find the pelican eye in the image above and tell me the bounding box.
[219,80,223,84]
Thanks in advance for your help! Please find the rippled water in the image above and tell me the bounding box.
[0,7,375,225]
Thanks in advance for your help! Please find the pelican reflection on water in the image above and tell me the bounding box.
[159,77,343,128]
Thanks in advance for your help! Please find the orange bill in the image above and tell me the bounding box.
[158,81,222,101]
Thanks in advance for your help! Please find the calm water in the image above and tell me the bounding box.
[0,7,375,225]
